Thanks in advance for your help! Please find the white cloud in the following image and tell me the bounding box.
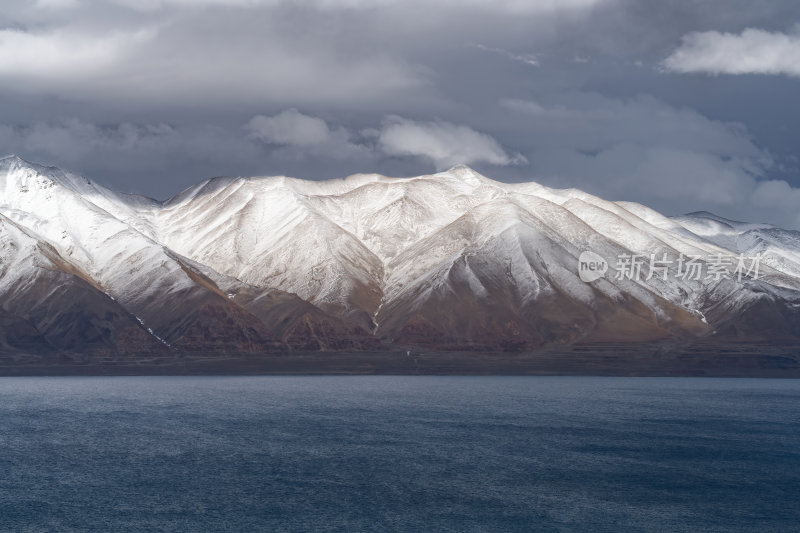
[0,28,154,77]
[0,0,606,107]
[246,109,336,147]
[246,109,369,159]
[663,28,800,77]
[0,5,428,106]
[378,116,526,168]
[244,110,525,167]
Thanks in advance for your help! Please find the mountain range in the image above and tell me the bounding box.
[1,155,799,369]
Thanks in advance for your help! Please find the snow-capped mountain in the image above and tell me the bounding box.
[673,211,800,279]
[1,155,798,357]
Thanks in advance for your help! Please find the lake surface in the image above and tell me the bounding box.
[1,376,799,532]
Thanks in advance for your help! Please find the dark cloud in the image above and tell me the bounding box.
[1,0,799,227]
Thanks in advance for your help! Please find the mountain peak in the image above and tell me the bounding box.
[683,211,743,223]
[438,164,492,187]
[678,211,774,231]
[447,163,476,172]
[0,154,33,169]
[443,164,480,176]
[0,154,73,180]
[0,156,163,214]
[0,155,70,174]
[0,155,85,193]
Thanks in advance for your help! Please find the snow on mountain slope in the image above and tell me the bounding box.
[152,176,384,329]
[375,195,711,347]
[672,211,773,251]
[673,211,800,281]
[0,156,373,351]
[175,255,381,350]
[2,155,799,353]
[303,165,502,260]
[0,212,165,355]
[148,164,800,345]
[0,156,202,335]
[0,156,161,237]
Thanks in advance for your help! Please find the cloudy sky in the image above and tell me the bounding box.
[2,0,799,228]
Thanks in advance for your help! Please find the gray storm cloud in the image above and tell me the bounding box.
[0,0,798,227]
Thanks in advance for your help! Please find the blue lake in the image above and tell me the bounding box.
[1,376,799,532]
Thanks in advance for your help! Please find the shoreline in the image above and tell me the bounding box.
[1,342,798,377]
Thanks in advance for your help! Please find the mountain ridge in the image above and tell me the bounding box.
[1,155,799,363]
